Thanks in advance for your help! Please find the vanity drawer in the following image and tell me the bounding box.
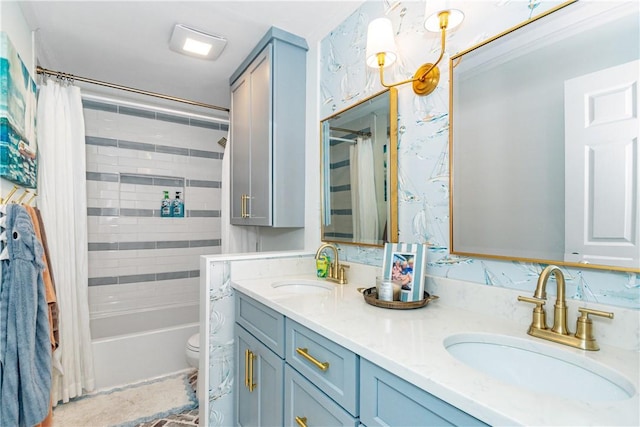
[286,319,359,416]
[285,365,358,427]
[236,292,285,358]
[360,359,488,427]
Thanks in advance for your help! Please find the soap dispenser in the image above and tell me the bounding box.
[172,191,185,218]
[161,190,172,217]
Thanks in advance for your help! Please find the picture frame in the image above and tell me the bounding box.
[382,243,427,302]
[1,32,38,188]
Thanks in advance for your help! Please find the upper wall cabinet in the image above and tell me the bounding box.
[230,27,308,227]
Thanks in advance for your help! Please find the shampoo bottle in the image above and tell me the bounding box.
[172,191,185,218]
[161,190,172,217]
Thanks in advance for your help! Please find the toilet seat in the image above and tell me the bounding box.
[187,333,199,351]
[186,333,200,369]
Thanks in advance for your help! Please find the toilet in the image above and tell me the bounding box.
[186,333,200,368]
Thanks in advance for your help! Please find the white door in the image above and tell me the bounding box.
[564,60,639,269]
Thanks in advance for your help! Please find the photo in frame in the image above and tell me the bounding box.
[382,243,427,302]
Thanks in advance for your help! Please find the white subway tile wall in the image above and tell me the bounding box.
[84,100,227,315]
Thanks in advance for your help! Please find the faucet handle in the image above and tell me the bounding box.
[518,295,545,307]
[337,263,349,285]
[518,295,547,331]
[578,307,614,319]
[574,307,614,350]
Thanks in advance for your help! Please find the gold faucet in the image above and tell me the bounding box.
[518,265,613,351]
[315,243,349,285]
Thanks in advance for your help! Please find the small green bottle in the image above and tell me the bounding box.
[161,190,172,217]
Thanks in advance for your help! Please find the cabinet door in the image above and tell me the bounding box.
[230,70,251,222]
[230,45,272,226]
[285,365,358,427]
[235,324,284,427]
[247,44,272,225]
[360,359,488,427]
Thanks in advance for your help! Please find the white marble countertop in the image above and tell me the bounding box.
[231,273,640,426]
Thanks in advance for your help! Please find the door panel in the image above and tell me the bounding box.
[565,60,639,268]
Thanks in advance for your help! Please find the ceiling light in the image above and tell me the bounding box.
[169,24,227,60]
[183,38,212,56]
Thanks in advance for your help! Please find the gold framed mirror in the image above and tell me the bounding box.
[449,0,639,272]
[320,88,398,247]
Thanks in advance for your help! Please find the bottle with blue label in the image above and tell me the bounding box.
[161,190,172,217]
[172,191,185,218]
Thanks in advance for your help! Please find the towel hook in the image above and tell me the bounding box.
[15,189,30,204]
[1,185,19,205]
[25,192,38,206]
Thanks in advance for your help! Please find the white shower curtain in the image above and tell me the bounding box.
[36,79,95,405]
[350,137,379,243]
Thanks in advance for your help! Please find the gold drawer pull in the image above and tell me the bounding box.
[247,350,256,392]
[295,416,308,427]
[296,347,329,371]
[244,349,250,388]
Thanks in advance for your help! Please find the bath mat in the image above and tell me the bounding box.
[52,369,198,427]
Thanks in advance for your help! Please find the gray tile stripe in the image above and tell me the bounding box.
[188,210,221,217]
[187,179,221,188]
[86,172,119,182]
[120,175,153,185]
[331,209,352,215]
[120,208,156,217]
[86,136,117,147]
[154,177,184,187]
[88,239,221,251]
[331,184,351,192]
[189,149,218,159]
[86,136,222,159]
[88,269,201,286]
[330,159,350,169]
[156,145,189,156]
[83,100,118,113]
[82,100,227,130]
[87,208,219,217]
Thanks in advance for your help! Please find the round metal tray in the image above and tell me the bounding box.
[361,287,439,310]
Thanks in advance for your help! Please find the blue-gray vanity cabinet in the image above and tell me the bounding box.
[285,365,358,427]
[234,293,286,426]
[285,319,359,416]
[235,324,284,427]
[360,359,488,427]
[235,290,285,358]
[229,27,307,227]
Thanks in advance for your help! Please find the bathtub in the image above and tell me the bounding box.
[91,303,199,390]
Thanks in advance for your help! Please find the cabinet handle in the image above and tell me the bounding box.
[241,194,250,218]
[244,349,250,388]
[247,350,256,392]
[295,347,329,371]
[294,416,308,427]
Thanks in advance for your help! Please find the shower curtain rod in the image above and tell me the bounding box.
[36,66,230,113]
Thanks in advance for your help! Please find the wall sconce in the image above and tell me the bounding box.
[366,1,464,96]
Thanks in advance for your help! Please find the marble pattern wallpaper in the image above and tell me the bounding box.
[319,0,639,309]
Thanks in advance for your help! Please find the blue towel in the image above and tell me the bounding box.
[0,204,52,427]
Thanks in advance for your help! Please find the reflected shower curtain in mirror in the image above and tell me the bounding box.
[350,137,379,243]
[37,79,95,405]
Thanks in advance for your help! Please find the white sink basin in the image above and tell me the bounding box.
[271,279,333,294]
[444,333,635,402]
